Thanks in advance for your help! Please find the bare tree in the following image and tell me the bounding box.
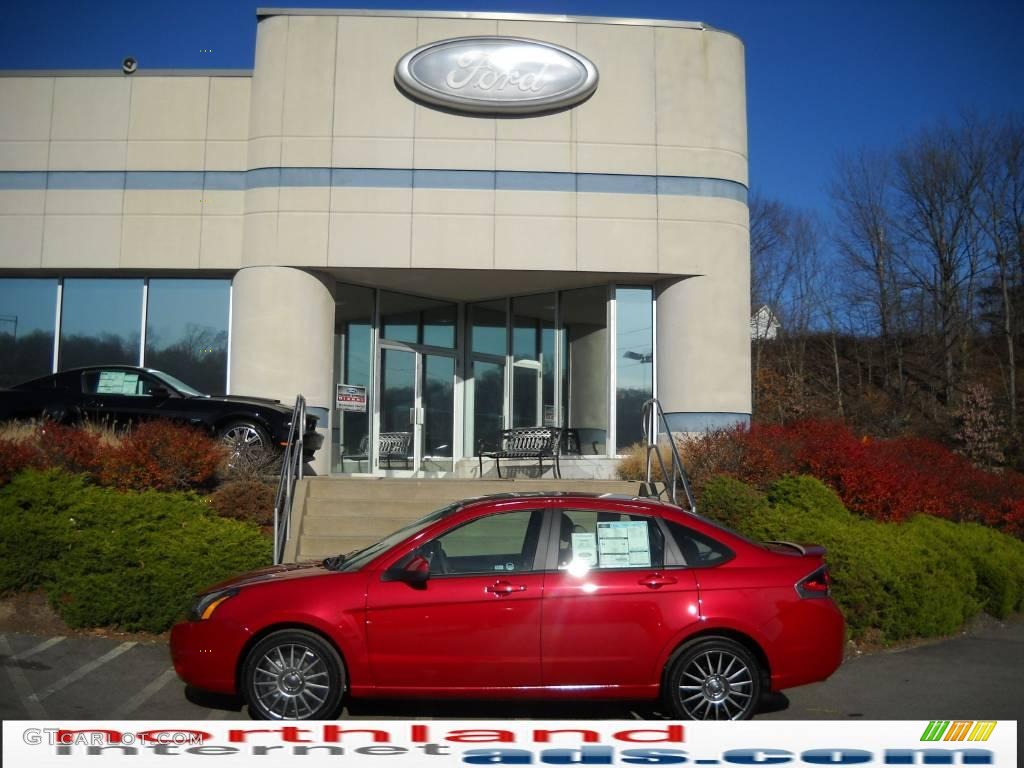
[975,115,1024,433]
[893,121,986,405]
[748,194,795,409]
[831,149,905,396]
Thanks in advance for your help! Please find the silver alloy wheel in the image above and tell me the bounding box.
[676,648,754,720]
[251,643,331,720]
[221,424,265,455]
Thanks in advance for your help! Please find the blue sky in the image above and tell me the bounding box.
[2,1,1021,215]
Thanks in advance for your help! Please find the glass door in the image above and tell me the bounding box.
[378,345,455,475]
[379,348,416,472]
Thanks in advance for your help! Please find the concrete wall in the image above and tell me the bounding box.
[239,13,748,281]
[0,75,250,270]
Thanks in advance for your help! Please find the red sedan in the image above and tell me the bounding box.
[170,492,844,720]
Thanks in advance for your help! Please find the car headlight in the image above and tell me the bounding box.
[188,588,238,621]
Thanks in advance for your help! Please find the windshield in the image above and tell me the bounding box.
[150,370,207,397]
[330,502,462,572]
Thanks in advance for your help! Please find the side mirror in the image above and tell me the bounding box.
[401,555,431,585]
[150,386,172,398]
[383,552,432,586]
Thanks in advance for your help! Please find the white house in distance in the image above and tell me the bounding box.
[750,305,781,341]
[0,8,752,475]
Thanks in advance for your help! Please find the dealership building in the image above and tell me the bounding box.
[0,8,750,477]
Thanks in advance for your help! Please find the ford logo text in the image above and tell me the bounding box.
[395,36,599,116]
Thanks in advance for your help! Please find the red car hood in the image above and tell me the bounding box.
[205,560,329,592]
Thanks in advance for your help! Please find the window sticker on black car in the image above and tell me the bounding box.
[96,370,141,395]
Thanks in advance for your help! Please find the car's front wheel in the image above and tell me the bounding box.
[663,636,761,720]
[219,420,271,461]
[241,629,345,720]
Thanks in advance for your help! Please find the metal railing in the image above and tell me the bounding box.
[273,394,306,564]
[641,397,697,512]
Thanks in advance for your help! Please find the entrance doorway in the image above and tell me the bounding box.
[377,344,455,474]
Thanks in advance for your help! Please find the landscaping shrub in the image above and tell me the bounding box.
[0,469,270,632]
[698,474,1024,643]
[36,421,104,475]
[0,436,43,485]
[210,479,276,527]
[679,420,1024,536]
[99,421,226,492]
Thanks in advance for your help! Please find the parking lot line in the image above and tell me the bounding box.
[0,635,47,719]
[111,666,178,718]
[29,641,137,702]
[10,636,66,661]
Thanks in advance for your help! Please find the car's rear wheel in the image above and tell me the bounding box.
[241,629,345,720]
[219,420,271,461]
[664,637,761,720]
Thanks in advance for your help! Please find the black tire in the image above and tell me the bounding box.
[241,629,346,720]
[218,420,271,461]
[663,636,761,720]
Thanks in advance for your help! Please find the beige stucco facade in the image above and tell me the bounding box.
[0,9,751,474]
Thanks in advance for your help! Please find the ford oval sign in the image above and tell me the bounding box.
[395,36,599,115]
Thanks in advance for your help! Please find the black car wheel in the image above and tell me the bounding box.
[242,629,346,720]
[219,420,271,460]
[664,637,761,720]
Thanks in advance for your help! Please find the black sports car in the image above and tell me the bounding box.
[0,365,322,462]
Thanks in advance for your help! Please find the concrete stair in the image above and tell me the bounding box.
[285,477,641,562]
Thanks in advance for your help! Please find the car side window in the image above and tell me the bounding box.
[82,370,158,397]
[556,509,665,571]
[664,520,734,567]
[418,509,544,577]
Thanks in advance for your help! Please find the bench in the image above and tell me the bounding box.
[477,427,562,478]
[340,431,412,471]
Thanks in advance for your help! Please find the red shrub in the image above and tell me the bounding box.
[0,438,43,485]
[692,419,1024,537]
[99,421,226,492]
[35,422,104,476]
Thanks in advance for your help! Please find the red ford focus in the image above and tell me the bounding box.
[170,492,844,720]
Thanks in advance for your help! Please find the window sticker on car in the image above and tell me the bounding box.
[505,562,515,571]
[597,521,651,568]
[494,564,505,571]
[571,533,598,567]
[96,371,141,395]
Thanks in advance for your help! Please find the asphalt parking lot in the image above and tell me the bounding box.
[2,616,1022,721]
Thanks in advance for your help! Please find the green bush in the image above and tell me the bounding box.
[905,515,1024,618]
[699,474,1024,643]
[0,469,271,632]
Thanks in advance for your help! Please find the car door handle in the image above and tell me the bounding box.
[485,581,527,596]
[639,574,678,589]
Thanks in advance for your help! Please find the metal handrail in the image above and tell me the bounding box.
[273,394,306,564]
[641,398,697,512]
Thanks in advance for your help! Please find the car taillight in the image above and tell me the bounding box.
[796,566,831,598]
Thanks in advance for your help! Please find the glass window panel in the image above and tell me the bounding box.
[59,279,144,371]
[470,300,506,356]
[512,364,540,428]
[561,286,608,454]
[144,279,230,394]
[470,359,504,452]
[333,283,375,473]
[511,294,554,428]
[422,354,454,471]
[422,304,456,349]
[425,509,543,575]
[0,278,57,387]
[615,286,654,452]
[380,291,455,348]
